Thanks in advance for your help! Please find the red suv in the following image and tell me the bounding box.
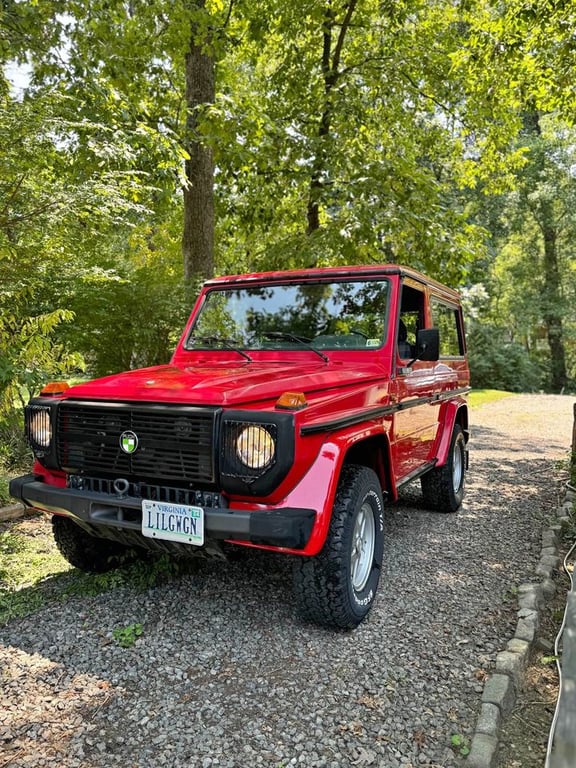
[11,264,470,628]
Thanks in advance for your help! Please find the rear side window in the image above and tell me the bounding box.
[431,299,465,357]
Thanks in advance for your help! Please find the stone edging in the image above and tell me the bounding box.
[0,502,26,523]
[466,489,574,768]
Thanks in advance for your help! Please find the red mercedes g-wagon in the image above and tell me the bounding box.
[11,264,470,628]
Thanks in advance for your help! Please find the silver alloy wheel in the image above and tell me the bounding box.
[351,501,376,592]
[452,439,464,492]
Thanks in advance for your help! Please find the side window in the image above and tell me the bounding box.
[431,299,464,357]
[398,284,426,359]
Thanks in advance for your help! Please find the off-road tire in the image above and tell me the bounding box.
[420,424,466,513]
[52,516,132,573]
[293,464,385,629]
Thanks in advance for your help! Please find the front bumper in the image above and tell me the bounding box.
[9,474,316,551]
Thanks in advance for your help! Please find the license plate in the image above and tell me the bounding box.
[142,500,204,546]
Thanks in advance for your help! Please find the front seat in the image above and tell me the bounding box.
[397,319,413,359]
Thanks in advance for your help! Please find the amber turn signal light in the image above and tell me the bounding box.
[40,381,70,396]
[276,391,308,410]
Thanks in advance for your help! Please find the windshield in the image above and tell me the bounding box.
[185,279,390,352]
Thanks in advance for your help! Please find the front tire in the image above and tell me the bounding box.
[293,465,385,629]
[421,424,466,513]
[52,516,133,573]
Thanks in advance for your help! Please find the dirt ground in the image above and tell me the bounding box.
[497,518,573,767]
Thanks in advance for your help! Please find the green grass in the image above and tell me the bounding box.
[0,470,30,506]
[0,516,72,623]
[0,476,12,506]
[468,389,515,408]
[0,514,187,626]
[0,524,70,588]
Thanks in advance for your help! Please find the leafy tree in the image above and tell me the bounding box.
[511,113,576,391]
[465,114,576,392]
[0,76,175,398]
[4,0,576,400]
[7,0,531,284]
[467,324,541,392]
[212,0,513,280]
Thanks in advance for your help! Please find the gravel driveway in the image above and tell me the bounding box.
[1,394,574,768]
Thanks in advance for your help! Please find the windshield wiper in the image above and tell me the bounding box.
[262,331,329,363]
[188,335,253,362]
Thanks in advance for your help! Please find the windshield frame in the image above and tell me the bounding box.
[183,277,392,354]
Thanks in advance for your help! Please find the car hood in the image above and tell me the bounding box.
[63,359,387,406]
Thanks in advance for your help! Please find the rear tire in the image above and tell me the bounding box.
[293,465,384,629]
[421,424,466,513]
[52,516,132,573]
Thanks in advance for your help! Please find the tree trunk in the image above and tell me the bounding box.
[306,9,334,236]
[524,111,568,393]
[182,3,215,284]
[306,0,357,237]
[540,206,568,392]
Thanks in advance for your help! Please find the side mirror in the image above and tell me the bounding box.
[415,328,439,362]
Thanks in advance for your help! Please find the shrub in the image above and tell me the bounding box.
[0,410,30,472]
[468,324,541,392]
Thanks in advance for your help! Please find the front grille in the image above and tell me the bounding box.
[56,402,216,484]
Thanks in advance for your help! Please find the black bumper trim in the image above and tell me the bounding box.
[9,475,316,550]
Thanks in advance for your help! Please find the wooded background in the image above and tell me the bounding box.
[2,0,576,433]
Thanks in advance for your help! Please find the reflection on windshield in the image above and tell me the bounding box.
[185,280,389,352]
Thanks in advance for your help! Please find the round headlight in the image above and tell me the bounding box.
[236,425,275,469]
[30,409,52,448]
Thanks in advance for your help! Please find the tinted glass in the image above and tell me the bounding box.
[185,280,390,351]
[431,300,464,357]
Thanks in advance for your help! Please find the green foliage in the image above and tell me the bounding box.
[450,734,470,757]
[0,409,29,470]
[0,409,30,506]
[2,0,576,393]
[0,477,10,506]
[112,622,143,648]
[59,231,188,377]
[0,87,168,400]
[0,304,84,412]
[464,114,576,392]
[467,323,541,393]
[455,0,576,121]
[213,0,497,280]
[7,0,504,281]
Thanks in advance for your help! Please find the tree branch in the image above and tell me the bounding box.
[332,0,358,76]
[0,199,65,230]
[397,66,472,130]
[223,0,235,29]
[0,175,27,220]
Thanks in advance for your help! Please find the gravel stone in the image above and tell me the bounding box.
[0,393,573,767]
